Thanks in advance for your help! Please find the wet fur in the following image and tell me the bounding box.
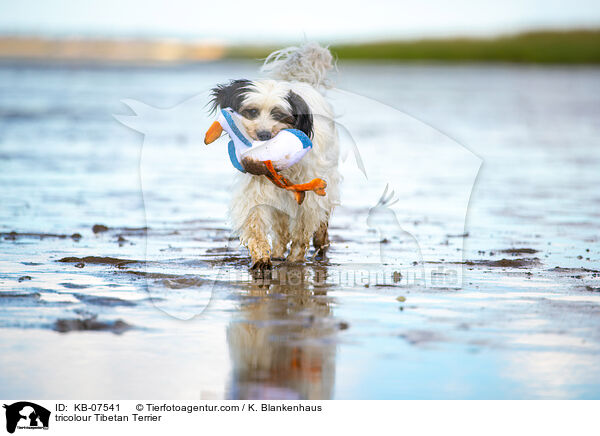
[210,46,340,269]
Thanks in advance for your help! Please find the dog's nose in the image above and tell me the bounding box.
[256,130,272,141]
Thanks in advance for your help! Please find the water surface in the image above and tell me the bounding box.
[1,61,599,399]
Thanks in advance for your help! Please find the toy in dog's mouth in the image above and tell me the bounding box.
[204,109,327,205]
[204,121,223,144]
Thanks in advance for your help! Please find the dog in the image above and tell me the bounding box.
[209,43,341,272]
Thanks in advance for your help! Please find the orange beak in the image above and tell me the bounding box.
[204,121,223,144]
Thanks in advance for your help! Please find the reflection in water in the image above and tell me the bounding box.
[227,264,338,400]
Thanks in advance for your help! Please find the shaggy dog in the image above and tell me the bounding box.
[209,43,341,272]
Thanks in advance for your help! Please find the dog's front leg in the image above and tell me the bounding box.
[287,238,309,262]
[287,216,311,263]
[240,207,272,271]
[312,220,330,260]
[271,209,290,259]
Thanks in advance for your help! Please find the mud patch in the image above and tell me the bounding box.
[499,248,539,255]
[205,247,236,254]
[53,316,132,334]
[58,256,140,267]
[74,294,137,307]
[2,231,82,241]
[121,270,181,279]
[92,224,109,233]
[91,224,149,236]
[161,277,207,289]
[119,226,149,233]
[446,232,469,238]
[0,292,41,300]
[551,267,600,274]
[204,255,251,268]
[60,283,90,289]
[463,258,542,268]
[578,286,600,292]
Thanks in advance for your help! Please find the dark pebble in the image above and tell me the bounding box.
[92,224,109,234]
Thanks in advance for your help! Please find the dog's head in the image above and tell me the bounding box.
[209,79,313,141]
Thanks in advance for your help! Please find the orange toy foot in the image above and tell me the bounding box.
[285,178,327,196]
[265,173,306,204]
[263,161,327,205]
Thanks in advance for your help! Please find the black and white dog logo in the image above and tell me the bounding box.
[3,402,50,434]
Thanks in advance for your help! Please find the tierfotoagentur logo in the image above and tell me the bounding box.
[3,402,50,434]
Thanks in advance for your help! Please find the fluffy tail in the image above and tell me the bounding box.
[261,42,334,88]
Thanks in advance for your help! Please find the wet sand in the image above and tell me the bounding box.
[1,62,599,399]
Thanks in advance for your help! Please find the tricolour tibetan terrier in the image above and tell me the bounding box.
[209,43,341,272]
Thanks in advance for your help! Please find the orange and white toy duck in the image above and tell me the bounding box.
[204,107,326,204]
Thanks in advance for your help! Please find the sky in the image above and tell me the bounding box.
[0,0,599,43]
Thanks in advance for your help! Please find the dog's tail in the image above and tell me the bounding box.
[261,42,334,88]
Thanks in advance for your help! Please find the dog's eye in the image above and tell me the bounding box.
[272,111,294,124]
[242,108,259,119]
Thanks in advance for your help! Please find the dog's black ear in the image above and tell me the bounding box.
[209,79,251,113]
[286,91,314,139]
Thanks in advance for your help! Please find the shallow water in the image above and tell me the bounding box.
[1,61,599,399]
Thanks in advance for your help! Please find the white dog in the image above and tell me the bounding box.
[209,43,341,273]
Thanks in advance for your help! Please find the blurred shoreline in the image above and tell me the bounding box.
[0,37,226,65]
[0,29,599,65]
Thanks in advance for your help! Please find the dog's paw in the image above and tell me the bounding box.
[251,258,272,270]
[313,247,328,262]
[286,252,306,263]
[250,258,272,279]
